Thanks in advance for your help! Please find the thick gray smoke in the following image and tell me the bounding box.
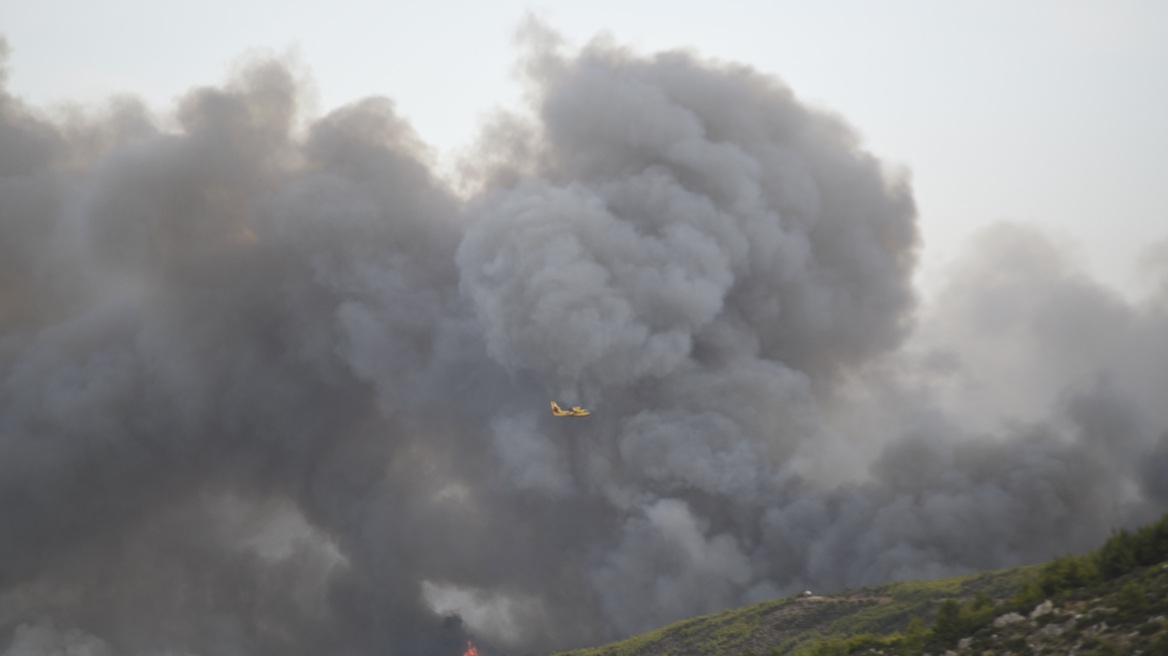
[1,26,1166,656]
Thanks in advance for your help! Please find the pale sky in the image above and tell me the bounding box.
[3,0,1166,297]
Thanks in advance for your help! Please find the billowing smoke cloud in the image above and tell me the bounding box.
[1,24,1166,656]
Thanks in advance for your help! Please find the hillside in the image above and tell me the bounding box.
[554,514,1168,656]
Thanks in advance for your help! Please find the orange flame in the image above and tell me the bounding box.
[463,641,479,656]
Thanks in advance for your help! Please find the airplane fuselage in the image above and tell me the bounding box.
[550,401,590,417]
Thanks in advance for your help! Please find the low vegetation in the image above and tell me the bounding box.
[553,513,1168,656]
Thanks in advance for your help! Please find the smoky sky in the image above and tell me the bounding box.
[1,24,1166,656]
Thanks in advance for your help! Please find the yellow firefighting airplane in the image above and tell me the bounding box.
[550,401,591,417]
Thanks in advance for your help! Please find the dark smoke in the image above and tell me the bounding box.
[1,25,1165,655]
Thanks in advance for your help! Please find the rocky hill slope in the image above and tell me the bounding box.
[553,514,1168,656]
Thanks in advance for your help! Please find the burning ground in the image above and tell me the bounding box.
[1,23,1166,656]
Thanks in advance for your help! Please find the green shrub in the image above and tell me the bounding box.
[1039,554,1101,595]
[1138,619,1162,636]
[1088,640,1122,656]
[1115,581,1148,623]
[900,616,927,655]
[1010,577,1045,609]
[957,593,997,634]
[969,590,993,612]
[928,600,965,649]
[1133,514,1168,567]
[1035,612,1060,626]
[800,637,847,656]
[1003,636,1031,654]
[1092,514,1168,581]
[1147,630,1168,656]
[1096,528,1138,579]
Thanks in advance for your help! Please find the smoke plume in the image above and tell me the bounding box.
[1,25,1165,655]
